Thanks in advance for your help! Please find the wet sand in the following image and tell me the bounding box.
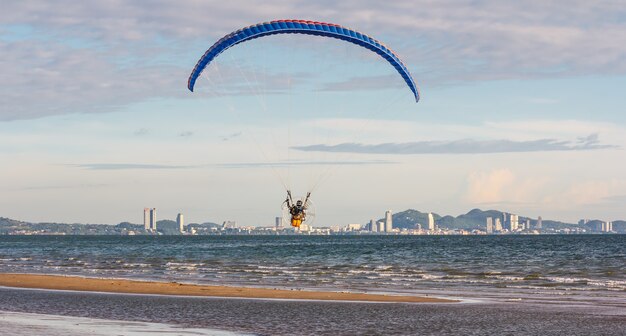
[0,273,454,303]
[0,311,246,336]
[2,286,623,335]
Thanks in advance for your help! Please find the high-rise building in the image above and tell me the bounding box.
[598,221,613,232]
[377,221,385,233]
[177,213,184,233]
[494,218,502,231]
[428,212,435,231]
[143,208,150,231]
[149,208,157,231]
[536,216,542,230]
[370,219,377,232]
[502,212,509,230]
[511,214,519,231]
[486,217,493,234]
[385,211,393,232]
[504,213,519,231]
[275,217,283,228]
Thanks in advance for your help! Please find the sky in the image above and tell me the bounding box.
[1,1,625,226]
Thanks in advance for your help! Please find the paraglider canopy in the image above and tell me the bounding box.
[187,19,420,102]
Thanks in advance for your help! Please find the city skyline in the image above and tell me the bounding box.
[2,206,621,236]
[1,1,626,225]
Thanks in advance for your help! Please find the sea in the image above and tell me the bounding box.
[1,235,624,335]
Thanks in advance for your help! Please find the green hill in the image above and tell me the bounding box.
[382,209,580,230]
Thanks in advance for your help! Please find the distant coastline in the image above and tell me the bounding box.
[1,208,624,235]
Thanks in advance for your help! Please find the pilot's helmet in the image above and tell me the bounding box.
[296,200,303,206]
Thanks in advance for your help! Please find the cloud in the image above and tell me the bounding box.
[221,131,242,141]
[551,180,626,207]
[179,131,193,137]
[217,160,393,168]
[603,194,626,203]
[466,169,516,204]
[293,134,618,154]
[71,160,391,170]
[465,168,548,206]
[0,39,185,121]
[134,128,149,136]
[18,183,109,191]
[3,1,626,120]
[72,163,194,170]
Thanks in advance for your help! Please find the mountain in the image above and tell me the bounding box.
[156,220,182,235]
[115,222,143,230]
[383,209,580,230]
[387,209,441,230]
[448,209,504,229]
[0,217,30,234]
[385,209,507,230]
[1,217,119,235]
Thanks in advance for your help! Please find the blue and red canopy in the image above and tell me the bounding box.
[188,20,419,102]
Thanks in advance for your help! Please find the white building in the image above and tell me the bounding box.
[385,210,393,233]
[377,221,385,232]
[504,213,519,231]
[370,219,377,232]
[510,214,519,231]
[494,218,502,231]
[428,212,435,231]
[143,208,150,231]
[486,217,493,234]
[600,221,613,232]
[177,213,184,233]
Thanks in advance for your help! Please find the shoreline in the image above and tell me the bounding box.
[0,273,456,303]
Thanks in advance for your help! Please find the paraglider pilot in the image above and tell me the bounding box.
[285,191,310,228]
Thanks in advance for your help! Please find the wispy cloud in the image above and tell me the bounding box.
[70,160,391,170]
[602,194,626,204]
[221,131,242,141]
[134,128,149,136]
[217,160,393,168]
[18,183,109,191]
[293,134,618,154]
[71,163,194,170]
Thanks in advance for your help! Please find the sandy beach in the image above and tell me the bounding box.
[0,273,455,303]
